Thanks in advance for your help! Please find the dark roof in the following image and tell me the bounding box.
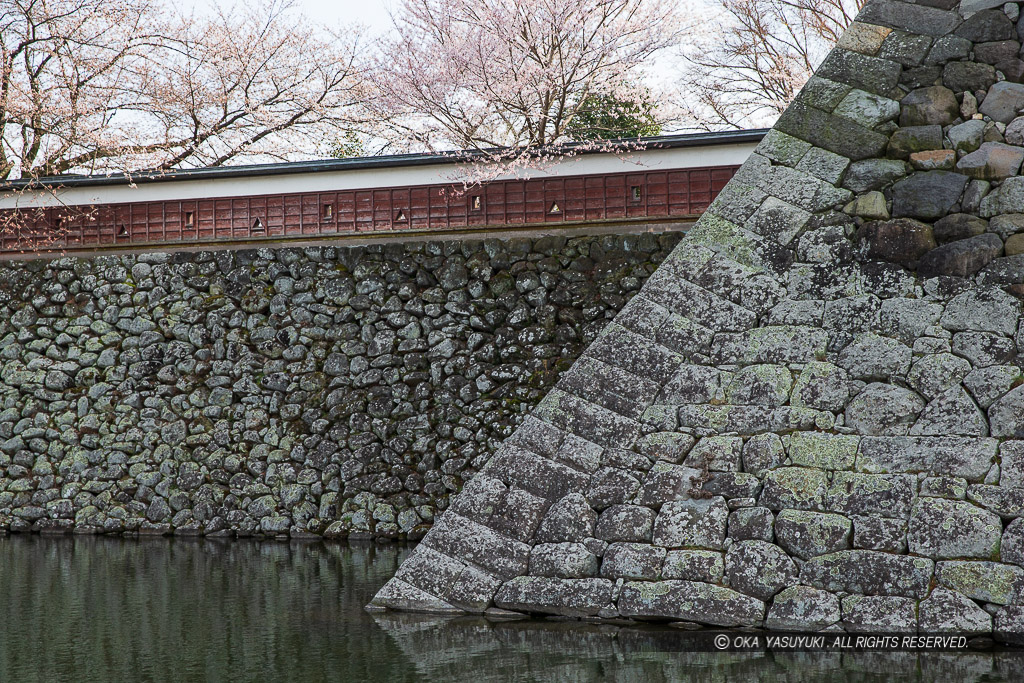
[10,129,768,190]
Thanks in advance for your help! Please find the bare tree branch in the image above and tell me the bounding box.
[677,0,863,130]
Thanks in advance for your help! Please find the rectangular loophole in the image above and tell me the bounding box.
[184,211,195,227]
[322,204,333,220]
[630,186,642,202]
[471,195,482,211]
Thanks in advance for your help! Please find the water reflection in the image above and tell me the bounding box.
[0,536,1020,682]
[371,612,1024,683]
[0,536,416,683]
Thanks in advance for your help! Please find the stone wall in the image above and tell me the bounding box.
[0,231,681,538]
[373,0,1024,644]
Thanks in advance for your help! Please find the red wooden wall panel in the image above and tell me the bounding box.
[0,165,740,254]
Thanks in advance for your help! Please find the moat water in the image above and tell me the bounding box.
[0,536,1020,682]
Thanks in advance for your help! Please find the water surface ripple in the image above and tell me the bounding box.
[0,536,1020,682]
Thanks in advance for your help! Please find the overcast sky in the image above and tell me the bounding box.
[181,0,397,32]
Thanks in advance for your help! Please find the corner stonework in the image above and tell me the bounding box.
[372,0,1024,642]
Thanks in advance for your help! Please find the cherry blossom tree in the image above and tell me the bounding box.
[678,0,863,130]
[370,0,684,171]
[0,0,372,181]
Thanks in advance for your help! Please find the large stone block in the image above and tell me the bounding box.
[392,546,470,602]
[494,577,614,617]
[595,504,655,543]
[484,445,589,503]
[559,357,661,421]
[533,389,641,450]
[658,364,722,404]
[788,432,859,470]
[826,472,916,518]
[586,467,641,509]
[733,154,853,213]
[789,362,850,412]
[759,468,829,512]
[507,417,565,459]
[725,540,799,600]
[702,471,762,499]
[843,158,909,192]
[599,542,666,580]
[588,324,687,384]
[899,87,961,126]
[852,515,908,553]
[535,493,596,543]
[423,513,532,580]
[684,436,743,473]
[766,586,841,631]
[956,9,1015,43]
[918,588,992,635]
[724,364,793,407]
[917,233,1004,278]
[906,353,973,400]
[936,561,1024,605]
[676,404,828,434]
[845,383,926,436]
[711,326,828,365]
[879,297,943,342]
[941,288,1021,336]
[856,219,937,266]
[686,213,794,274]
[887,125,944,159]
[816,48,902,96]
[943,61,997,93]
[988,385,1024,437]
[858,1,963,38]
[487,488,552,542]
[800,550,934,598]
[370,578,461,614]
[652,497,729,549]
[980,81,1024,123]
[965,484,1024,519]
[634,463,701,505]
[910,386,989,437]
[746,197,813,246]
[841,595,918,633]
[957,142,1024,180]
[550,434,604,475]
[1005,518,1024,567]
[1000,440,1024,488]
[617,580,766,627]
[836,333,913,381]
[980,175,1024,216]
[947,120,987,154]
[775,101,889,161]
[775,509,852,560]
[662,550,725,583]
[856,436,998,481]
[755,129,812,166]
[834,88,900,127]
[728,507,775,542]
[907,497,1002,559]
[639,276,757,334]
[891,171,969,219]
[742,433,787,476]
[445,565,505,612]
[529,543,600,579]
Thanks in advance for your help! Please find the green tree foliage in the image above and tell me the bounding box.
[331,131,366,159]
[565,93,661,141]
